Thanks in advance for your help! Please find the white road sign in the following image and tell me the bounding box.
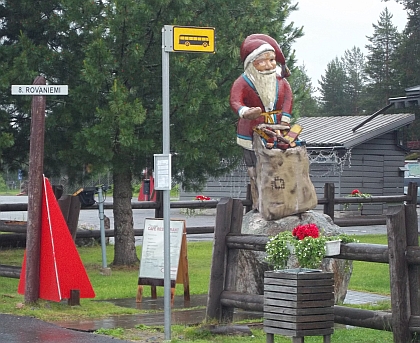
[11,85,68,95]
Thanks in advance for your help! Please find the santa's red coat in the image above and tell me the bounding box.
[230,73,293,150]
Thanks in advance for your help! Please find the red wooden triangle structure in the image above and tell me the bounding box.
[18,176,95,302]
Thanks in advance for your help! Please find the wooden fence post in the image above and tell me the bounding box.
[407,182,418,206]
[406,203,420,343]
[324,183,335,220]
[58,195,81,241]
[245,184,252,213]
[206,197,233,322]
[387,205,410,343]
[221,198,243,322]
[154,190,163,219]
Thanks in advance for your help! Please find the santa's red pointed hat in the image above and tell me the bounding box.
[240,34,290,77]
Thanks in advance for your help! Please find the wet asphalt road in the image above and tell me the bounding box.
[0,314,131,343]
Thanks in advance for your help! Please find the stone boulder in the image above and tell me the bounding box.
[236,210,353,304]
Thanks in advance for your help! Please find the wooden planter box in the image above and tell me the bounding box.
[264,269,335,341]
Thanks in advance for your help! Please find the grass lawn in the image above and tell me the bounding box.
[0,235,395,342]
[347,234,390,295]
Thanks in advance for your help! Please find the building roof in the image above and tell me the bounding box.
[297,113,415,149]
[389,85,420,108]
[406,85,420,94]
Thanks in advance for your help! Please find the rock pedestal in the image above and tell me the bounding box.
[236,210,352,304]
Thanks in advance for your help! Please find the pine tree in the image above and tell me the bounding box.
[319,48,366,116]
[342,47,366,115]
[385,0,420,141]
[387,0,420,87]
[364,8,401,111]
[0,1,66,172]
[318,57,350,116]
[289,65,320,117]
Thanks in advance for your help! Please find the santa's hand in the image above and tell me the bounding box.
[243,107,262,120]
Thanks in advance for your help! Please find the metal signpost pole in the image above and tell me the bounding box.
[158,24,215,340]
[162,26,172,341]
[97,186,108,272]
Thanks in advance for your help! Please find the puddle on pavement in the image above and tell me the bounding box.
[55,294,262,332]
[109,293,208,310]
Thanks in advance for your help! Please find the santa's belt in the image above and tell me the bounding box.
[261,110,282,124]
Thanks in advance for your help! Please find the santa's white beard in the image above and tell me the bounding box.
[245,65,277,112]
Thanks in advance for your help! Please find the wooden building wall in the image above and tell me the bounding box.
[340,132,405,214]
[179,163,249,200]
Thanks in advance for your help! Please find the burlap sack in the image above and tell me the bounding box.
[254,133,317,220]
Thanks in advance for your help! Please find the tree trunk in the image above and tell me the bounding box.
[112,168,139,266]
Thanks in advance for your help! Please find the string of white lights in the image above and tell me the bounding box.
[308,148,352,177]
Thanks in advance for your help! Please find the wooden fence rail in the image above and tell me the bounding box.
[206,195,420,343]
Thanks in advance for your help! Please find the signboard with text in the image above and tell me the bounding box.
[11,85,68,95]
[154,154,171,190]
[139,219,184,280]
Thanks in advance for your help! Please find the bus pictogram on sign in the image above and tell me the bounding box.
[179,35,210,47]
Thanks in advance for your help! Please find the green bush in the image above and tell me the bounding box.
[406,152,419,160]
[0,175,10,192]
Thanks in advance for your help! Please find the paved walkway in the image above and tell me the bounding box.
[344,290,390,305]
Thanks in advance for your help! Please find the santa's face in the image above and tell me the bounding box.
[252,51,276,73]
[245,50,277,111]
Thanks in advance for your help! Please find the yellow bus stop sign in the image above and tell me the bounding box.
[172,26,215,53]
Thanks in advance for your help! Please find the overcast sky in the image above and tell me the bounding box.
[288,0,407,90]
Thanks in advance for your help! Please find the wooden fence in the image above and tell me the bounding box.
[1,181,417,236]
[0,181,417,258]
[206,183,420,343]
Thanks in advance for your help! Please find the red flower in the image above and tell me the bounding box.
[351,189,361,195]
[292,223,320,240]
[195,195,210,201]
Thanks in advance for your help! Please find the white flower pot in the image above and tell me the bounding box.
[325,240,341,256]
[286,242,295,254]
